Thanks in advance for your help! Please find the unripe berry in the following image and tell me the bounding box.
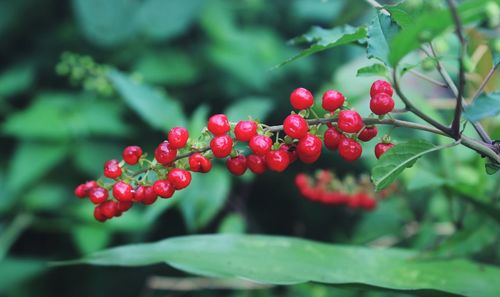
[338,110,364,133]
[375,142,394,159]
[168,127,189,149]
[296,134,322,163]
[370,80,393,97]
[323,127,344,151]
[112,181,134,202]
[153,180,175,198]
[208,114,230,135]
[100,200,119,219]
[155,141,177,165]
[247,154,267,174]
[104,159,122,179]
[142,186,158,205]
[265,150,290,172]
[234,120,257,142]
[358,126,378,142]
[167,168,192,190]
[283,114,308,139]
[321,90,345,112]
[210,134,233,158]
[226,155,247,176]
[189,153,212,173]
[290,87,314,110]
[93,206,107,222]
[122,146,142,165]
[370,93,394,115]
[338,138,362,161]
[249,135,273,155]
[89,187,109,204]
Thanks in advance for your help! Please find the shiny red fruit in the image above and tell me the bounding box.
[168,127,189,149]
[324,127,344,151]
[279,143,297,163]
[133,186,145,203]
[290,87,314,110]
[296,134,322,163]
[89,187,109,204]
[358,126,378,142]
[117,201,133,212]
[93,206,107,222]
[375,142,394,159]
[249,135,273,155]
[321,90,345,112]
[104,159,122,179]
[142,186,158,205]
[155,141,178,165]
[74,184,88,198]
[210,134,233,158]
[247,154,267,174]
[112,181,133,201]
[265,150,290,172]
[283,114,308,139]
[338,110,364,133]
[338,138,362,161]
[167,168,192,190]
[189,153,212,173]
[122,146,142,165]
[208,114,230,135]
[370,80,393,97]
[370,93,395,115]
[100,200,119,219]
[153,180,175,198]
[226,155,247,176]
[234,121,257,142]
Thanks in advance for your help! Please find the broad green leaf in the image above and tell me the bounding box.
[22,184,67,211]
[355,63,389,78]
[464,91,500,121]
[372,140,449,191]
[0,259,46,293]
[225,97,273,122]
[389,0,490,65]
[218,214,246,234]
[108,69,187,131]
[63,234,500,296]
[0,64,34,98]
[384,7,413,28]
[72,226,111,255]
[178,166,231,231]
[447,185,500,224]
[73,141,121,176]
[367,11,400,65]
[277,26,367,68]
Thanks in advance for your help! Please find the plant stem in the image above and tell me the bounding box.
[0,213,33,260]
[409,69,448,88]
[469,63,499,103]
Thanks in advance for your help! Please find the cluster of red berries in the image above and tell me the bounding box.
[295,171,380,210]
[75,80,397,222]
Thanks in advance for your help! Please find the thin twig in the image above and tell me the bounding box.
[469,64,499,103]
[364,0,390,15]
[409,69,448,88]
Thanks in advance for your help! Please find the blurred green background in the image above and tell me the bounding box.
[1,0,499,296]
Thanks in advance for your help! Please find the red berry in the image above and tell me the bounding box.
[265,150,290,172]
[249,135,273,155]
[122,146,142,165]
[142,186,158,205]
[100,200,118,219]
[338,138,362,161]
[370,93,395,115]
[290,87,314,110]
[117,201,133,212]
[360,195,377,210]
[208,114,230,136]
[155,141,177,165]
[375,142,394,159]
[167,168,192,190]
[133,186,145,203]
[247,154,267,174]
[358,126,378,142]
[234,121,257,142]
[226,155,247,176]
[93,206,107,222]
[323,127,344,151]
[321,90,345,112]
[338,110,364,133]
[84,180,98,191]
[104,159,122,179]
[74,184,87,198]
[153,180,175,198]
[112,181,133,202]
[280,143,297,163]
[370,80,393,97]
[210,134,233,158]
[89,187,109,204]
[283,114,308,139]
[189,153,212,173]
[168,127,189,149]
[296,134,322,163]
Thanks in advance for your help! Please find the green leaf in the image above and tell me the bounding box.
[464,91,500,121]
[384,6,413,28]
[188,105,209,140]
[224,97,273,122]
[389,0,490,65]
[0,64,34,98]
[73,141,121,176]
[72,226,111,255]
[108,69,187,131]
[277,25,367,68]
[178,166,231,231]
[218,214,246,234]
[372,140,449,191]
[0,258,46,293]
[63,234,500,296]
[355,63,389,78]
[367,11,400,65]
[22,184,67,211]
